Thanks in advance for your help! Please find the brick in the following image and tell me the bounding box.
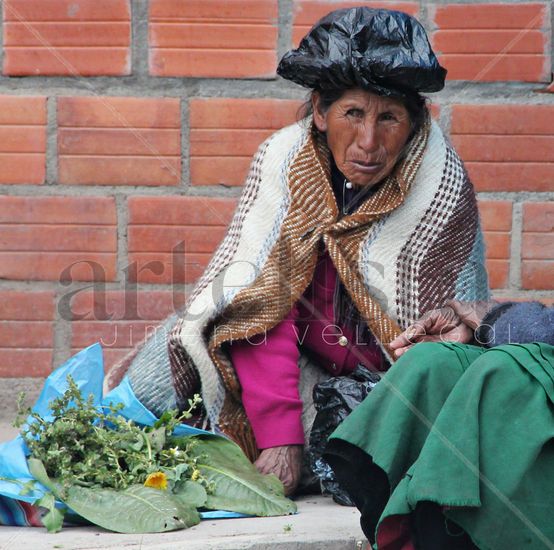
[487,259,510,289]
[452,105,554,135]
[0,196,117,282]
[0,291,54,321]
[0,196,116,224]
[483,232,511,260]
[125,252,210,284]
[478,200,512,263]
[0,96,46,184]
[5,23,130,47]
[478,200,513,232]
[292,1,419,45]
[522,233,554,260]
[465,164,554,193]
[0,96,46,125]
[522,202,554,262]
[0,290,55,377]
[72,321,165,349]
[522,261,554,290]
[439,55,547,82]
[128,196,236,284]
[128,196,236,225]
[0,226,116,252]
[0,350,52,377]
[432,4,550,82]
[149,0,278,78]
[522,202,554,232]
[434,3,547,30]
[0,253,116,282]
[129,226,227,254]
[58,97,181,186]
[0,321,53,348]
[58,97,180,128]
[71,290,187,371]
[521,202,554,290]
[59,129,180,156]
[452,105,554,192]
[452,135,554,163]
[190,98,300,186]
[3,0,130,20]
[3,0,131,76]
[59,157,181,186]
[433,30,545,55]
[70,290,186,321]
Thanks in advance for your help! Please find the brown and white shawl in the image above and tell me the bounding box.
[110,116,489,459]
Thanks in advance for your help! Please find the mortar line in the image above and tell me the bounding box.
[52,282,74,371]
[0,183,244,197]
[0,78,548,100]
[0,1,4,75]
[45,96,58,185]
[509,202,523,291]
[544,2,554,82]
[115,194,129,284]
[131,0,150,78]
[180,97,190,189]
[277,0,294,61]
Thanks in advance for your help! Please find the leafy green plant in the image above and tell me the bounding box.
[15,376,296,533]
[16,376,207,492]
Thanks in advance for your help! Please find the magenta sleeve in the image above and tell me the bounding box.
[228,306,304,450]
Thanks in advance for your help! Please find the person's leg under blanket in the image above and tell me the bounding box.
[324,342,485,544]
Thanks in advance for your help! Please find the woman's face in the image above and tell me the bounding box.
[313,88,413,188]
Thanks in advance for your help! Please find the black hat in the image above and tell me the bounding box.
[277,7,447,97]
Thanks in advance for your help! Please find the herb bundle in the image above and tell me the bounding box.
[17,376,207,493]
[15,376,296,534]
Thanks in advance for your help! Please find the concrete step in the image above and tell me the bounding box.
[0,423,367,549]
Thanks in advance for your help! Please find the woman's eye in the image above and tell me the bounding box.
[345,108,364,118]
[379,112,398,122]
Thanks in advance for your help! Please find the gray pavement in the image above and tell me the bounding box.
[0,423,366,549]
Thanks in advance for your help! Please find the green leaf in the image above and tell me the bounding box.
[146,427,166,453]
[174,480,207,508]
[29,458,199,533]
[28,458,65,499]
[183,436,297,517]
[62,484,200,533]
[35,492,65,534]
[19,479,37,496]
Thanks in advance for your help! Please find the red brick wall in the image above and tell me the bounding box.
[0,0,552,379]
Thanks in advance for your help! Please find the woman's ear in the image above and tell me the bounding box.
[312,92,328,133]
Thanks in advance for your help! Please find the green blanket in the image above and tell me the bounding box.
[326,342,554,549]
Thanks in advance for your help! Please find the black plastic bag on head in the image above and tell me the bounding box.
[277,7,446,98]
[308,365,381,505]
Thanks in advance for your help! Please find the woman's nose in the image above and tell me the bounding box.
[357,122,380,153]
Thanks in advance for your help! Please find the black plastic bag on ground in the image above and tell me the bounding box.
[308,365,381,506]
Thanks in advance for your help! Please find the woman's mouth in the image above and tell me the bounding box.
[349,160,383,174]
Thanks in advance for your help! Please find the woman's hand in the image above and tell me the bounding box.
[390,305,473,358]
[446,299,497,330]
[254,445,303,496]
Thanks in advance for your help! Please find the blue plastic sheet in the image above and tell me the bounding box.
[0,343,245,521]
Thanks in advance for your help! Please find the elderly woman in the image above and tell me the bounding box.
[324,300,554,549]
[109,7,488,496]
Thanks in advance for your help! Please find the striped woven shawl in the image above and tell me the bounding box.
[112,115,489,459]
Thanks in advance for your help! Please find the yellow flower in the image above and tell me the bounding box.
[191,469,200,481]
[144,471,168,491]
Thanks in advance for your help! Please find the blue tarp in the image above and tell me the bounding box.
[0,343,244,521]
